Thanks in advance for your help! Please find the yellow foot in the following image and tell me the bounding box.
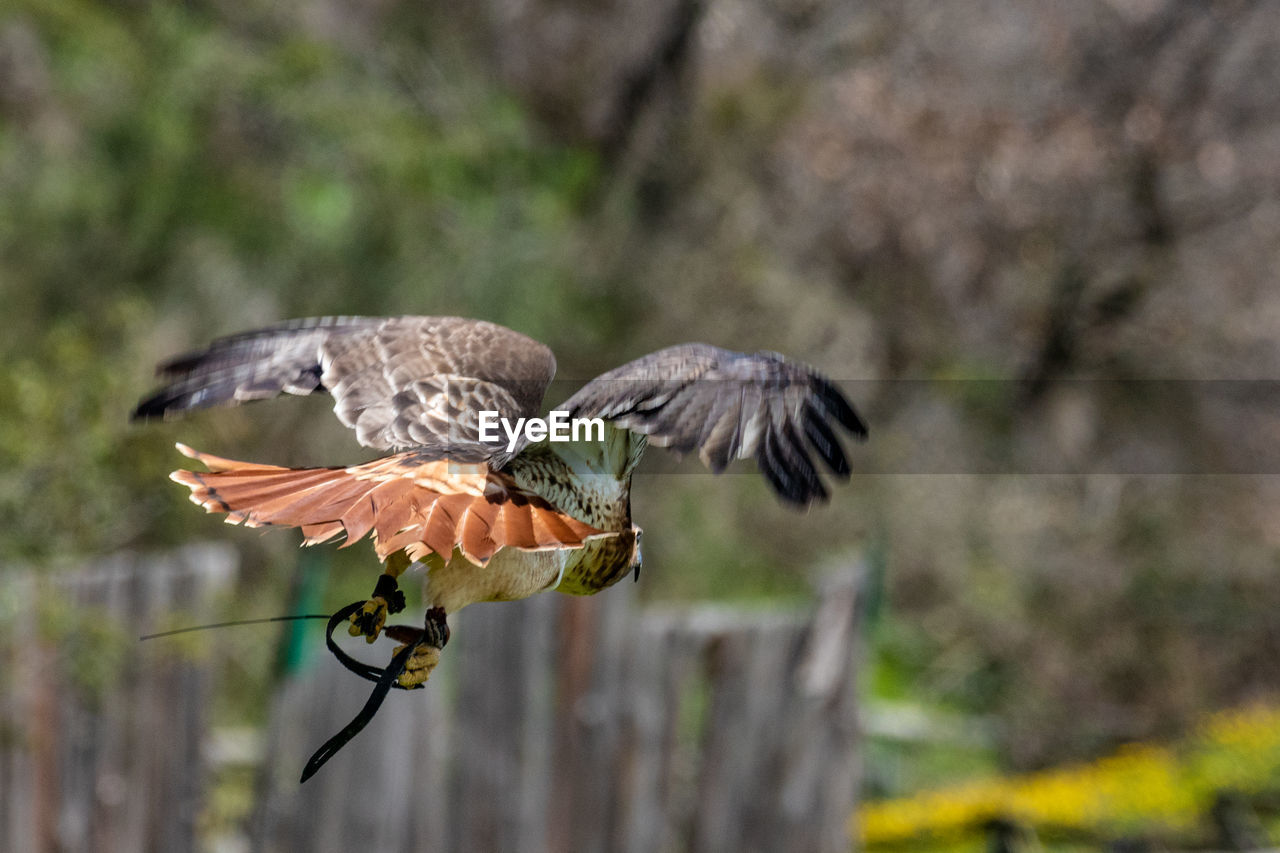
[394,643,441,688]
[346,572,407,643]
[385,606,449,687]
[347,597,390,643]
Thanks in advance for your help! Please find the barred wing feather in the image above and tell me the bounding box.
[560,344,866,506]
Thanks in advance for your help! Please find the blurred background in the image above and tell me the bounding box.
[3,0,1280,850]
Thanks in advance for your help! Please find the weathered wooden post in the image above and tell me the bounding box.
[0,545,237,853]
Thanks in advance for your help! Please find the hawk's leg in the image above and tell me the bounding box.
[347,551,411,643]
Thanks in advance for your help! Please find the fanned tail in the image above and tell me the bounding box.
[170,444,602,565]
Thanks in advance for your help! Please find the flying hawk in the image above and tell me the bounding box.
[134,315,865,778]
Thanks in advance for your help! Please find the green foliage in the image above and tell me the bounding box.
[0,299,184,560]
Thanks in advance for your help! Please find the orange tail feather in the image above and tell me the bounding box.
[170,444,603,565]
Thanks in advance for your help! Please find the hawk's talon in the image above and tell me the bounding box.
[346,573,407,642]
[347,597,391,643]
[385,607,449,687]
[393,642,441,688]
[424,606,450,648]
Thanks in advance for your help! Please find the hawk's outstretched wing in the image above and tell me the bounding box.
[559,344,866,506]
[133,316,557,464]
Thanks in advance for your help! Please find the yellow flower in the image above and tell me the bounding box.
[858,699,1280,849]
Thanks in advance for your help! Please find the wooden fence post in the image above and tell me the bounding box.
[0,545,238,853]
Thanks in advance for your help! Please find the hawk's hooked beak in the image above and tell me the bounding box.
[631,524,643,582]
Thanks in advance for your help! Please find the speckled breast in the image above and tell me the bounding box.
[555,526,640,596]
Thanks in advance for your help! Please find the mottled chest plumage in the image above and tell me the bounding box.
[503,433,644,596]
[506,438,637,532]
[555,526,640,595]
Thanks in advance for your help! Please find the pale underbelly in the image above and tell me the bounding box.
[421,532,635,613]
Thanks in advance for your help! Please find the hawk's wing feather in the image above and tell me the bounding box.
[144,316,377,410]
[134,316,557,464]
[170,444,603,565]
[560,344,866,506]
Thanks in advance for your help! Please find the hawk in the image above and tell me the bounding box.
[134,315,865,778]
